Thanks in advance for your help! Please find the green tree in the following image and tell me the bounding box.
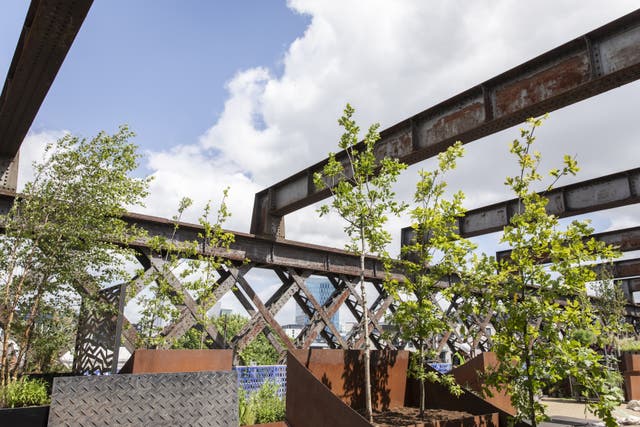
[480,117,623,427]
[135,190,236,349]
[592,271,631,365]
[314,104,407,421]
[388,142,469,418]
[172,314,281,365]
[16,296,77,373]
[0,126,150,385]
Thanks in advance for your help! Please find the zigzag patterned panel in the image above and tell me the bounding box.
[48,371,238,426]
[73,284,125,374]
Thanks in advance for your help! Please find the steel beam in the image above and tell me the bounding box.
[251,9,640,237]
[495,226,640,262]
[403,166,640,245]
[0,0,93,158]
[122,210,393,281]
[0,190,393,280]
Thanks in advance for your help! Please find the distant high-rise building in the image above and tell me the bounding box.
[295,277,340,336]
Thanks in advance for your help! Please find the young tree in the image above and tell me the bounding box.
[481,117,623,427]
[135,190,236,350]
[314,104,407,421]
[0,126,150,385]
[388,142,469,418]
[592,271,631,364]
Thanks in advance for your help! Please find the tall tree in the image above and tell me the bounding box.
[0,126,150,385]
[481,117,623,427]
[388,142,468,418]
[314,104,407,421]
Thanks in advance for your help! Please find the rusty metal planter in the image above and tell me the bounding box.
[621,351,640,401]
[291,348,410,411]
[118,348,233,374]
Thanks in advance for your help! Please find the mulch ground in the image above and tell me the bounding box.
[371,407,475,426]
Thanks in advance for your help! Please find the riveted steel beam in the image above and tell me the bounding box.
[0,190,395,280]
[0,0,93,158]
[252,9,640,237]
[403,167,640,245]
[495,226,640,262]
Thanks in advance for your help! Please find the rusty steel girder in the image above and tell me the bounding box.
[0,0,93,158]
[402,167,640,244]
[251,9,640,238]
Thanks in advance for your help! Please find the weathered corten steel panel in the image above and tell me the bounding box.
[251,9,640,237]
[450,352,516,415]
[0,0,93,158]
[286,352,370,427]
[118,349,232,374]
[406,365,515,426]
[291,349,410,411]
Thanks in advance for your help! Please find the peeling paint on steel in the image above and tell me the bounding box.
[495,54,590,117]
[374,128,412,160]
[462,205,508,235]
[565,177,631,210]
[599,24,640,73]
[274,176,307,210]
[417,99,485,148]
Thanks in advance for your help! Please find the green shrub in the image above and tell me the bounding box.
[619,339,640,352]
[239,387,256,425]
[1,377,50,408]
[239,381,285,425]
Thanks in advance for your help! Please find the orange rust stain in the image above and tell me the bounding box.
[375,129,412,159]
[423,101,484,145]
[495,54,590,117]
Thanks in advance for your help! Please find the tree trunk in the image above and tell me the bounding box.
[11,285,43,379]
[420,341,425,419]
[360,233,373,423]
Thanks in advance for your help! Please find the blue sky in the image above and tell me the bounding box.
[1,1,309,154]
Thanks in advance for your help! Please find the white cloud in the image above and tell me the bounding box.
[17,130,67,190]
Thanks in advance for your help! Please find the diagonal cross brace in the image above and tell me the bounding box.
[335,275,388,347]
[232,270,300,353]
[288,270,347,348]
[148,257,226,348]
[232,269,297,353]
[161,266,241,343]
[296,279,351,348]
[229,281,286,355]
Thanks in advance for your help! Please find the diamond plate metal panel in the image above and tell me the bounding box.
[48,371,238,426]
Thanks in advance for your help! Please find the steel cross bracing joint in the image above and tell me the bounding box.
[251,9,640,238]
